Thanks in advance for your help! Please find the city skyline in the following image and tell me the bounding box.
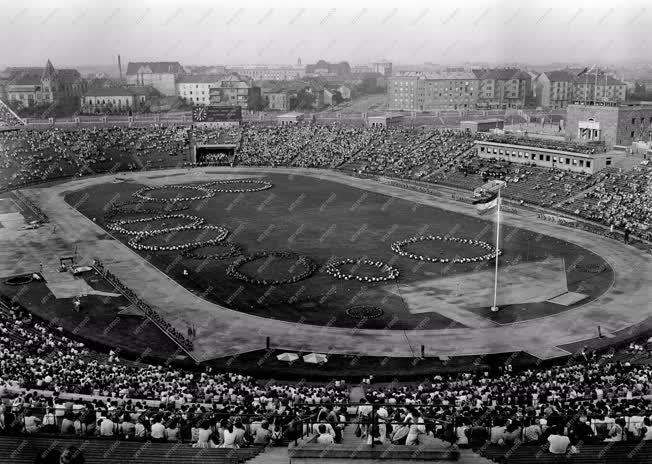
[1,0,651,69]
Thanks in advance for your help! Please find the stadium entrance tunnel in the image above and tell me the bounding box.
[193,144,237,165]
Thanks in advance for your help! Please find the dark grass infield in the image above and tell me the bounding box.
[63,173,614,333]
[0,270,180,360]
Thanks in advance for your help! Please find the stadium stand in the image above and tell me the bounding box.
[0,99,25,129]
[1,123,649,241]
[1,122,651,464]
[559,164,652,241]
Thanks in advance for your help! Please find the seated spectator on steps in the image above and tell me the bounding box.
[316,424,335,445]
[253,421,271,445]
[547,426,571,454]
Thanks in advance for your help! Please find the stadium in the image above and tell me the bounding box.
[0,100,651,464]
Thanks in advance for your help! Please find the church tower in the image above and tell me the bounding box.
[41,59,58,102]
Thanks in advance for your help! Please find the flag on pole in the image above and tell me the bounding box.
[476,194,500,215]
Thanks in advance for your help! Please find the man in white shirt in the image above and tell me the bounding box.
[99,416,115,437]
[547,427,571,454]
[150,418,166,442]
[316,424,334,445]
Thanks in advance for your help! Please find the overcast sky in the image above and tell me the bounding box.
[0,0,650,69]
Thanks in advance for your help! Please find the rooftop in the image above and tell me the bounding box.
[542,70,577,82]
[176,75,221,84]
[461,118,505,124]
[126,61,184,76]
[84,86,159,97]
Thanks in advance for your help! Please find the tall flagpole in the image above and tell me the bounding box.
[584,71,588,104]
[593,67,599,103]
[490,187,502,312]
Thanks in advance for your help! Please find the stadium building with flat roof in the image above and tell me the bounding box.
[475,136,623,174]
[460,118,504,133]
[565,101,652,148]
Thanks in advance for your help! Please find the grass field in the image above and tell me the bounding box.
[65,173,614,331]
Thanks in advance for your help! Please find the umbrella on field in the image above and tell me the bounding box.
[303,353,328,364]
[276,352,299,362]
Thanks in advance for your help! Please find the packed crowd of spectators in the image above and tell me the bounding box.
[0,100,24,128]
[191,126,241,145]
[0,298,348,419]
[2,123,648,241]
[434,152,596,208]
[1,263,651,456]
[562,165,652,241]
[347,128,475,179]
[291,124,380,168]
[357,356,652,448]
[0,389,325,449]
[0,126,190,189]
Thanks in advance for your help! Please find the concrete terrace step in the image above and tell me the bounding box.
[0,435,263,464]
[458,449,496,463]
[246,446,289,464]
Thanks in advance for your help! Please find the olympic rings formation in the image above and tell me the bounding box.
[134,184,215,203]
[325,258,400,282]
[182,241,244,260]
[226,251,317,285]
[391,235,501,264]
[202,178,273,193]
[104,201,190,222]
[128,225,229,251]
[107,214,206,236]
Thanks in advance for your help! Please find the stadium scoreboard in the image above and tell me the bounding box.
[192,106,242,122]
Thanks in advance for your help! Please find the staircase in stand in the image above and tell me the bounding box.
[245,446,289,464]
[457,449,496,463]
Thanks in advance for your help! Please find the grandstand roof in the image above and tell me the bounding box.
[126,61,184,75]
